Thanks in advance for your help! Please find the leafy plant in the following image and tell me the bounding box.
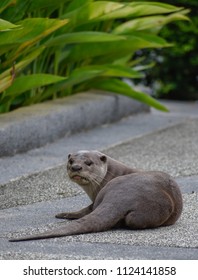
[139,0,197,100]
[0,0,189,113]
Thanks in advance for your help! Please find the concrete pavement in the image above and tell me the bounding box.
[0,97,198,259]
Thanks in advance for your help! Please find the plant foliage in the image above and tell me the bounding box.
[0,0,189,113]
[140,0,197,100]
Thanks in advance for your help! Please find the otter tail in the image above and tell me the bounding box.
[9,204,123,242]
[9,225,72,242]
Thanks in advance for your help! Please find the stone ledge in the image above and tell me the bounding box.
[0,91,149,156]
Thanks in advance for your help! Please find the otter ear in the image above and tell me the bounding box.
[68,154,71,159]
[100,155,107,162]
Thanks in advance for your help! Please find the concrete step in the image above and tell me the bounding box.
[0,92,149,157]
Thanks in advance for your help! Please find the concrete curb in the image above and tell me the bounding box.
[0,91,149,157]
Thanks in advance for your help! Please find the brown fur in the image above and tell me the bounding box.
[9,150,183,242]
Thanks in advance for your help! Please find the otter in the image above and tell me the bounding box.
[9,150,183,242]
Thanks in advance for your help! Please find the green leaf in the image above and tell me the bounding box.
[74,64,144,78]
[93,78,169,112]
[0,18,21,31]
[66,33,170,63]
[46,31,125,46]
[42,68,105,99]
[62,1,183,28]
[0,18,69,46]
[42,64,143,99]
[0,17,69,66]
[102,65,144,78]
[91,1,183,21]
[113,12,190,35]
[5,74,67,97]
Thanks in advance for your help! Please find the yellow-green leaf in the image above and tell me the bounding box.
[46,31,125,46]
[5,74,67,97]
[0,18,21,31]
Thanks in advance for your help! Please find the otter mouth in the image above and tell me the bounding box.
[71,175,88,182]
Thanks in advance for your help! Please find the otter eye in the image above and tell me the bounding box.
[85,160,93,166]
[69,158,74,165]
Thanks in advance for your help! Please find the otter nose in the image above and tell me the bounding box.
[71,165,82,172]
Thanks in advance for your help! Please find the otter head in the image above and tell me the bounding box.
[67,150,107,201]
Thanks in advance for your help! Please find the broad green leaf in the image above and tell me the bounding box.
[129,32,172,47]
[42,68,105,99]
[61,1,130,28]
[63,1,181,27]
[16,18,69,52]
[42,65,143,102]
[93,78,169,112]
[46,31,125,46]
[0,18,69,66]
[0,18,21,31]
[66,33,170,63]
[62,1,183,28]
[5,74,67,97]
[102,65,144,78]
[94,2,183,21]
[51,64,143,91]
[0,18,69,46]
[67,68,104,86]
[113,12,190,35]
[73,65,144,79]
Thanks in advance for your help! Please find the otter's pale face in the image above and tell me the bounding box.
[67,150,107,186]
